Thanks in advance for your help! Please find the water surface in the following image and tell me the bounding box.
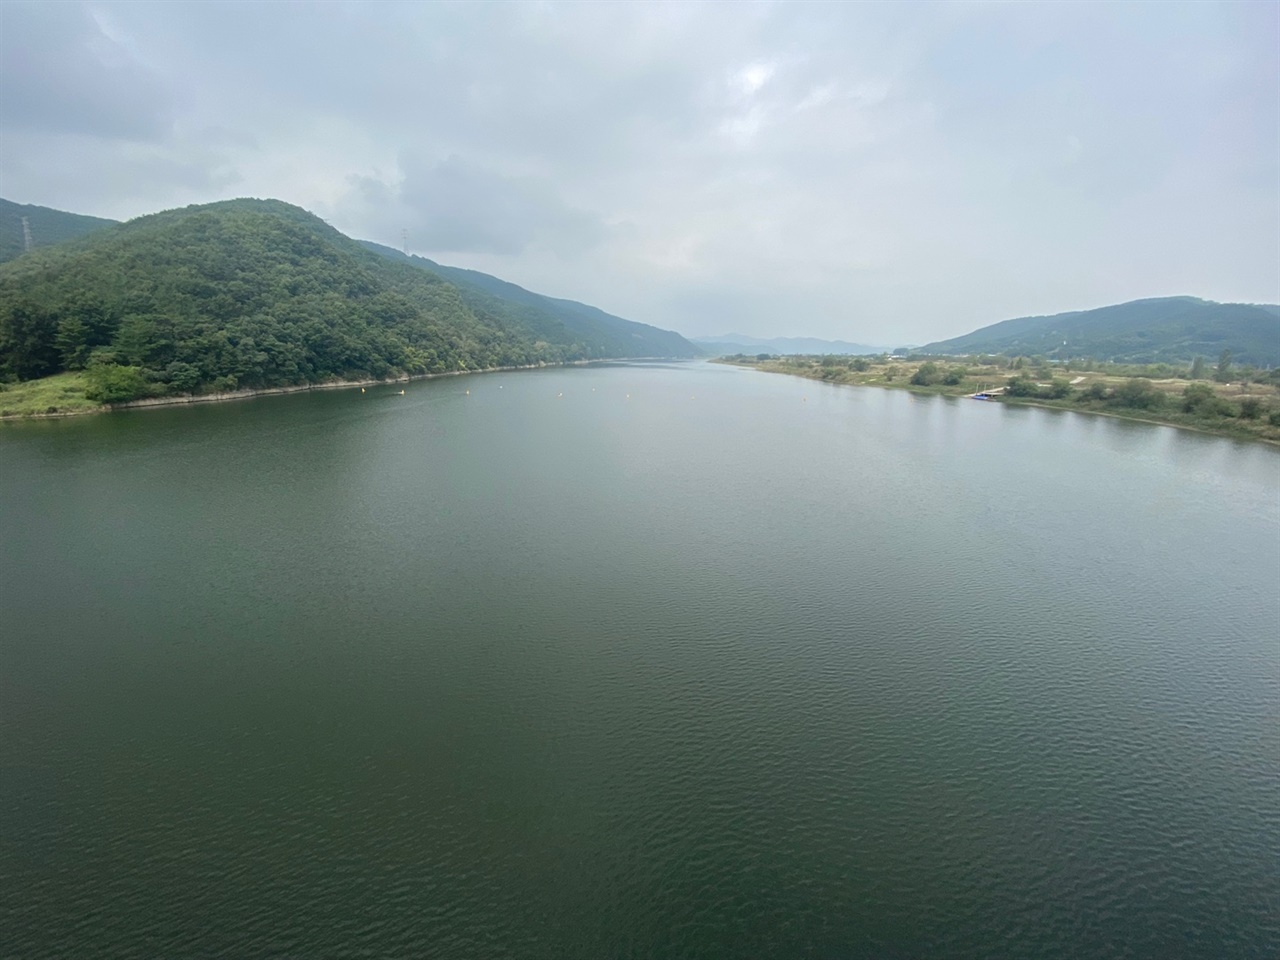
[3,361,1278,958]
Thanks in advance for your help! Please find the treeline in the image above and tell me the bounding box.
[957,349,1279,386]
[0,200,602,403]
[1005,375,1279,425]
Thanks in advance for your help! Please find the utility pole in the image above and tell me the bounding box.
[21,216,32,252]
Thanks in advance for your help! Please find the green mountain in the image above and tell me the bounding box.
[921,297,1280,367]
[0,199,117,264]
[360,242,701,359]
[0,198,697,402]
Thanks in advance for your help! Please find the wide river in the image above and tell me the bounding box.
[2,361,1277,958]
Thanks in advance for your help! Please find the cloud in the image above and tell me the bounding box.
[0,2,172,141]
[339,155,607,257]
[0,1,1275,342]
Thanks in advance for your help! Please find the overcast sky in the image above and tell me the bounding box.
[1,1,1276,343]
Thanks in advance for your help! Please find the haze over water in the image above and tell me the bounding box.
[2,361,1277,958]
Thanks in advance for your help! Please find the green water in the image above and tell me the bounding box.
[2,361,1278,958]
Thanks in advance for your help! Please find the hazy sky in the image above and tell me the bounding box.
[1,1,1276,343]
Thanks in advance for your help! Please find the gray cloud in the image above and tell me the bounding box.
[0,2,172,141]
[342,155,607,257]
[0,1,1275,343]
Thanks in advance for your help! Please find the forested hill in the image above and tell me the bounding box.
[360,242,700,359]
[0,199,116,264]
[0,198,697,403]
[921,297,1280,366]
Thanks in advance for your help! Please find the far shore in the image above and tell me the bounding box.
[0,357,693,422]
[718,357,1280,447]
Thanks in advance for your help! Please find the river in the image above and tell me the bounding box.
[2,360,1277,958]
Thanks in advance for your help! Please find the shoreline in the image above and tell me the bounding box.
[0,357,693,422]
[725,360,1280,448]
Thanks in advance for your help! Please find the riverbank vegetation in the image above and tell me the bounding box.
[718,353,1280,444]
[0,371,101,417]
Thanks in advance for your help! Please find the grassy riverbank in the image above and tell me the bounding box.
[0,358,684,421]
[0,371,103,417]
[717,355,1280,445]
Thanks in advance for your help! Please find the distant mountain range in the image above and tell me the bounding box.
[361,242,696,362]
[0,198,698,401]
[921,297,1280,367]
[693,334,884,356]
[1,198,116,263]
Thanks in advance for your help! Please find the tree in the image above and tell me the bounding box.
[1045,379,1073,399]
[55,316,92,369]
[83,360,152,403]
[1238,397,1262,420]
[1215,349,1232,382]
[1181,382,1219,414]
[0,301,60,380]
[910,361,941,386]
[1005,375,1039,397]
[1113,378,1164,410]
[1189,356,1206,380]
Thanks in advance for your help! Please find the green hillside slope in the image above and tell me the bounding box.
[361,242,701,359]
[922,297,1280,366]
[0,198,678,403]
[0,199,117,264]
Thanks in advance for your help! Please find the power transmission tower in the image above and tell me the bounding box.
[402,229,408,257]
[21,216,32,252]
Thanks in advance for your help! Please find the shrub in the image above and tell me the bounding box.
[1113,378,1164,410]
[910,362,941,386]
[1005,375,1039,397]
[83,362,152,404]
[1238,397,1263,420]
[1181,383,1230,417]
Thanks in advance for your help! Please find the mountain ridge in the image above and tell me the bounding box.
[693,334,884,356]
[920,296,1280,366]
[359,241,699,360]
[0,198,118,264]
